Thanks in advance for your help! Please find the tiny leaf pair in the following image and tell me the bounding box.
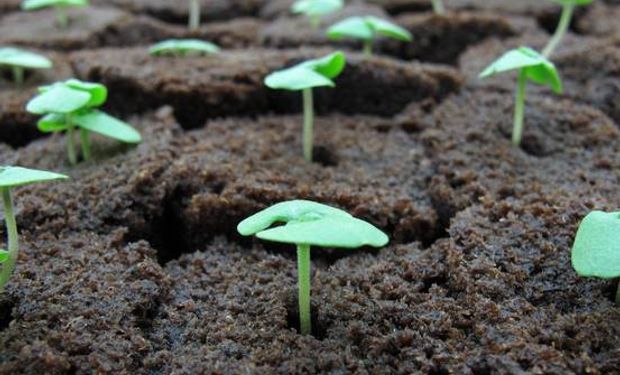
[479,46,562,147]
[291,0,344,29]
[327,16,412,56]
[571,211,620,306]
[0,166,68,291]
[543,0,595,57]
[21,0,89,28]
[0,47,52,86]
[238,200,388,335]
[265,52,346,163]
[149,39,220,57]
[26,79,142,165]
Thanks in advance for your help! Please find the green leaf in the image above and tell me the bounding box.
[291,0,343,16]
[73,110,142,143]
[238,200,351,236]
[365,16,412,42]
[479,46,563,94]
[550,0,594,5]
[0,166,68,188]
[38,113,70,132]
[21,0,88,10]
[571,211,620,279]
[0,47,53,69]
[65,79,107,108]
[0,249,8,263]
[26,84,91,114]
[257,216,389,248]
[265,52,346,91]
[149,39,221,56]
[298,51,346,79]
[327,17,374,41]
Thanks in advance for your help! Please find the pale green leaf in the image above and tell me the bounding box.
[0,166,68,188]
[327,17,374,41]
[73,110,141,143]
[26,84,91,114]
[291,0,343,16]
[0,47,53,69]
[149,39,221,56]
[572,211,620,279]
[37,113,70,132]
[22,0,88,10]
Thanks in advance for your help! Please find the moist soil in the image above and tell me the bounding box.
[0,1,619,374]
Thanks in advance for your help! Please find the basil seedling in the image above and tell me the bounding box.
[21,0,89,29]
[479,47,563,147]
[543,0,594,57]
[149,39,220,57]
[238,200,389,335]
[326,16,412,56]
[0,47,52,86]
[291,0,344,29]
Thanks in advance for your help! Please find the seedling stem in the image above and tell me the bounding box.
[12,66,24,86]
[55,6,69,28]
[189,0,200,30]
[0,188,17,292]
[297,244,311,335]
[513,69,527,146]
[303,88,314,162]
[363,41,373,57]
[80,128,91,160]
[616,282,620,306]
[66,120,77,165]
[431,0,445,15]
[542,3,574,57]
[311,15,320,29]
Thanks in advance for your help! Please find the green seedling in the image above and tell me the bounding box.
[0,166,68,292]
[149,39,220,57]
[188,0,200,30]
[238,200,388,335]
[264,52,346,163]
[21,0,89,29]
[571,211,620,306]
[479,46,563,147]
[26,79,142,165]
[326,16,412,57]
[431,0,445,14]
[291,0,344,29]
[543,0,594,58]
[0,47,52,86]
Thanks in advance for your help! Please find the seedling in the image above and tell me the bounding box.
[149,39,220,57]
[264,52,346,162]
[238,200,388,335]
[479,46,563,147]
[431,0,445,14]
[291,0,344,29]
[0,47,52,86]
[21,0,89,29]
[542,0,594,57]
[571,211,620,306]
[326,16,412,56]
[0,166,68,292]
[26,79,142,165]
[188,0,200,30]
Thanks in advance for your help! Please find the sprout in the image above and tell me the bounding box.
[264,52,346,163]
[0,166,68,292]
[431,0,445,14]
[571,211,620,306]
[21,0,89,29]
[238,200,388,335]
[26,79,142,165]
[188,0,200,30]
[542,0,594,57]
[326,16,412,57]
[291,0,344,29]
[0,47,52,86]
[149,39,220,57]
[479,46,563,147]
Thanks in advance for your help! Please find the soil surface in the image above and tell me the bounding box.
[0,0,619,374]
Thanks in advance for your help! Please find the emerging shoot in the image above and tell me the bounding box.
[479,46,563,147]
[0,166,68,292]
[21,0,90,29]
[188,0,200,30]
[26,79,142,165]
[326,16,412,57]
[149,39,220,57]
[238,200,388,335]
[542,0,594,58]
[0,47,53,86]
[431,0,445,14]
[264,52,346,163]
[571,211,620,306]
[291,0,344,29]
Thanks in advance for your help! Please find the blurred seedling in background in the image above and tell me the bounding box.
[264,52,346,163]
[26,79,142,165]
[21,0,89,29]
[479,47,562,147]
[543,0,594,57]
[238,200,389,335]
[291,0,344,29]
[0,166,68,292]
[326,16,412,57]
[149,39,220,57]
[0,47,52,86]
[572,211,620,306]
[431,0,445,14]
[188,0,201,30]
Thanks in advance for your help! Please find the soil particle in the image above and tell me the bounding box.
[577,3,620,37]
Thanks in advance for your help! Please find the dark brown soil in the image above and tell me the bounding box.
[0,1,619,374]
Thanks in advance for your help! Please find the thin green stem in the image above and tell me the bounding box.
[310,15,320,30]
[12,66,24,86]
[188,0,200,30]
[66,116,77,165]
[431,0,445,15]
[542,4,574,58]
[615,281,620,306]
[363,40,373,57]
[80,128,91,161]
[55,6,68,28]
[513,69,527,147]
[297,244,311,335]
[302,88,314,163]
[0,188,18,292]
